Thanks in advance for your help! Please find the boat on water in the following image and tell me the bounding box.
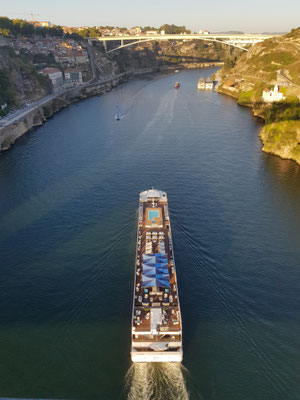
[131,189,183,363]
[174,82,180,89]
[197,77,214,90]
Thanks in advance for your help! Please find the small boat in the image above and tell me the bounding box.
[115,114,120,120]
[175,69,179,73]
[174,82,180,89]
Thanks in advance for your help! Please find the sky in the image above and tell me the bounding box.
[2,0,300,33]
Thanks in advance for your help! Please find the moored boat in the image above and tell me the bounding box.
[131,189,183,363]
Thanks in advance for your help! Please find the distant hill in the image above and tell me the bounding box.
[212,31,245,34]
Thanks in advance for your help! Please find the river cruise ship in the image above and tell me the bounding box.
[131,189,183,363]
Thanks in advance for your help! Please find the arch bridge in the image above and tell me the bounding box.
[88,33,275,53]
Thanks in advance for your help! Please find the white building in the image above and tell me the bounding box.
[262,85,285,102]
[64,68,83,84]
[40,68,63,90]
[129,27,142,35]
[39,21,52,27]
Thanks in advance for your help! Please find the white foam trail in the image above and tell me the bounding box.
[126,363,189,400]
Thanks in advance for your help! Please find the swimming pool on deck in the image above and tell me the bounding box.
[148,210,160,221]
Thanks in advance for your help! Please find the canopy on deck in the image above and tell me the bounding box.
[142,253,170,287]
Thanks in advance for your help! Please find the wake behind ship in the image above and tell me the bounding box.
[131,189,183,362]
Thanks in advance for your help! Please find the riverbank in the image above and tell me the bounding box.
[0,67,163,151]
[216,74,300,165]
[0,62,224,152]
[214,27,300,166]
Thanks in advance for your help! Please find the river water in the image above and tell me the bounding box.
[0,68,299,400]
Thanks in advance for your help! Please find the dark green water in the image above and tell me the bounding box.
[0,68,299,400]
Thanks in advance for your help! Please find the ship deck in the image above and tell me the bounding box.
[132,192,182,342]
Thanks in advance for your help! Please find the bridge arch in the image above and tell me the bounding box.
[102,37,249,54]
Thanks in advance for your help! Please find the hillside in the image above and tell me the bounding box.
[218,28,300,164]
[221,28,300,85]
[0,46,52,114]
[95,39,226,72]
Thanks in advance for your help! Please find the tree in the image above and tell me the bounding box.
[159,24,190,34]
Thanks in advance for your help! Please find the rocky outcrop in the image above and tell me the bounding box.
[259,121,300,163]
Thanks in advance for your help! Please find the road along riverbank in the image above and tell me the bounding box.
[0,67,159,151]
[0,61,223,152]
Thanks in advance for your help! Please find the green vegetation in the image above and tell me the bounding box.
[260,121,300,163]
[0,17,64,37]
[76,26,100,38]
[0,70,15,114]
[223,54,238,71]
[238,90,253,105]
[43,105,52,118]
[158,24,191,34]
[286,60,300,85]
[219,27,300,164]
[32,52,57,67]
[142,26,158,32]
[0,46,51,112]
[285,27,300,39]
[264,97,300,123]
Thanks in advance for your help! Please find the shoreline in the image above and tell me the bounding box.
[216,84,300,165]
[0,62,222,152]
[0,70,143,151]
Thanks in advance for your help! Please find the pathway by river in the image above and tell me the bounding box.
[0,68,299,400]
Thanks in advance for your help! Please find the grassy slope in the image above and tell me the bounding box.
[219,28,300,164]
[223,28,300,84]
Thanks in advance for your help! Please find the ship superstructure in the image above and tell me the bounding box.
[131,189,183,362]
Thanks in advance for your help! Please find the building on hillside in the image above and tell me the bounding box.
[129,27,142,35]
[40,67,63,90]
[262,85,285,102]
[64,68,83,84]
[30,20,52,27]
[39,21,52,27]
[222,80,239,94]
[74,51,88,63]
